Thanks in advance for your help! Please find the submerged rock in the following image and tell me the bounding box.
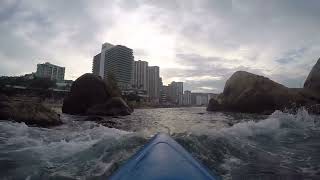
[84,115,104,122]
[0,94,62,127]
[62,73,132,116]
[84,115,120,128]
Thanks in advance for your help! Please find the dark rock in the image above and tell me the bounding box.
[87,97,133,116]
[304,58,320,92]
[208,57,320,114]
[0,99,11,120]
[83,115,119,128]
[99,120,118,128]
[12,102,62,127]
[62,74,132,116]
[0,94,9,102]
[207,71,307,114]
[306,104,320,114]
[84,116,104,122]
[207,98,224,111]
[0,95,62,127]
[62,73,111,115]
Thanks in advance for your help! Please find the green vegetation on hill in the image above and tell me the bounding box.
[105,73,121,97]
[0,76,56,90]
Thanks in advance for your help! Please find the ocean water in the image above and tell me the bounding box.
[0,107,319,179]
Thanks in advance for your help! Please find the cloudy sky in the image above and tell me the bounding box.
[1,0,320,93]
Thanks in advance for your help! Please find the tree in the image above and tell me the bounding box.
[29,77,56,90]
[105,73,121,97]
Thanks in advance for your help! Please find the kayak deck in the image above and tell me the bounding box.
[110,133,220,180]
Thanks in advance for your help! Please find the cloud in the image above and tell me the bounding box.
[0,0,319,93]
[0,0,116,77]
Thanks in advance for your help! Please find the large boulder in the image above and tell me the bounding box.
[207,71,306,114]
[62,74,132,116]
[0,94,62,127]
[62,73,111,115]
[304,58,320,92]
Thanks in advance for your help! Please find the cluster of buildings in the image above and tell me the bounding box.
[31,62,72,90]
[92,42,165,103]
[26,43,217,106]
[10,42,217,106]
[92,42,217,106]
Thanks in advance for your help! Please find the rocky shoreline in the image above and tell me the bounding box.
[0,73,133,128]
[207,58,320,114]
[0,94,62,127]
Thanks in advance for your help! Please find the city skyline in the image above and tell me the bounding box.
[1,1,320,93]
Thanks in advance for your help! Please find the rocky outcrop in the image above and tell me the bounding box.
[0,94,62,127]
[304,58,320,92]
[62,73,132,116]
[87,97,132,116]
[207,70,318,114]
[207,98,225,111]
[62,73,111,114]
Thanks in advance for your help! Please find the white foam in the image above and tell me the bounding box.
[199,109,320,139]
[0,120,132,160]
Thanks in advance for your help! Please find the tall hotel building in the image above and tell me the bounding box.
[132,60,148,91]
[92,42,134,89]
[148,66,160,102]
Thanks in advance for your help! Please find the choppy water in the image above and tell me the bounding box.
[0,107,319,179]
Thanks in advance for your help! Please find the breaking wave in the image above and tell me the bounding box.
[174,109,320,179]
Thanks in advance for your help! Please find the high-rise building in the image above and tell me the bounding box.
[132,60,148,91]
[100,42,115,78]
[93,42,115,78]
[183,90,192,105]
[92,43,134,90]
[168,81,183,105]
[148,66,160,102]
[36,62,65,82]
[104,45,134,89]
[160,85,169,104]
[92,53,101,76]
